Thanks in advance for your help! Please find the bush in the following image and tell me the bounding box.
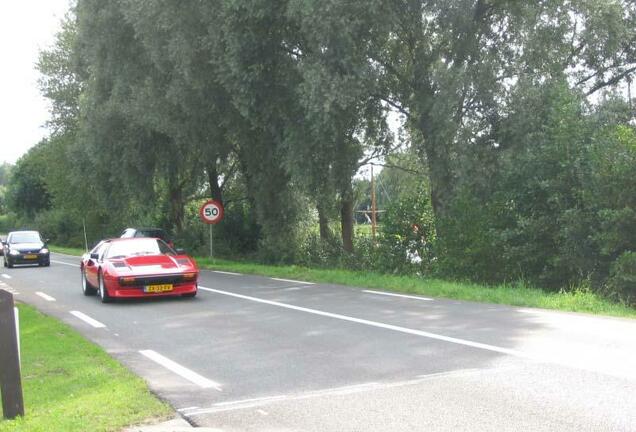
[605,252,636,305]
[0,213,18,234]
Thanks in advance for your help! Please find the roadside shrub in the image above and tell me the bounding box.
[375,188,436,274]
[0,213,18,234]
[605,252,636,305]
[33,208,84,247]
[297,232,343,268]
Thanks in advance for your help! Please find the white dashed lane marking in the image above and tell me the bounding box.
[363,290,434,302]
[212,270,242,276]
[35,291,56,302]
[271,278,315,285]
[70,310,106,328]
[139,350,222,391]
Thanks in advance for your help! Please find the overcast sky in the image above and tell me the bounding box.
[0,0,71,165]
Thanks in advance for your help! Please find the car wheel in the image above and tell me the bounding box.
[7,258,13,269]
[82,268,97,296]
[98,271,112,303]
[44,260,50,267]
[182,291,197,298]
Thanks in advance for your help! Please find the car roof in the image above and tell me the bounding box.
[9,230,41,235]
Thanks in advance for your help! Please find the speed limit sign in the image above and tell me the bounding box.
[199,200,224,224]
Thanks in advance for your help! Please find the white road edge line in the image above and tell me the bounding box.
[139,350,223,391]
[70,310,106,328]
[271,278,315,285]
[35,291,56,302]
[363,290,433,302]
[212,270,242,276]
[1,273,11,279]
[198,286,527,359]
[51,251,84,258]
[187,369,482,416]
[177,406,200,412]
[50,260,80,267]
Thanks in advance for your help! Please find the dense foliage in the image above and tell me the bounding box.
[2,0,635,303]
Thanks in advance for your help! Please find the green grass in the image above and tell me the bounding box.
[50,245,87,256]
[0,304,171,432]
[50,245,636,319]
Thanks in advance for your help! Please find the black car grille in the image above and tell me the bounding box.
[19,249,42,254]
[119,274,192,286]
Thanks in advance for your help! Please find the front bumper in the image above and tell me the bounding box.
[8,252,49,265]
[105,279,197,298]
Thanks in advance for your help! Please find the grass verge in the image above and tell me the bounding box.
[50,245,636,319]
[0,304,171,432]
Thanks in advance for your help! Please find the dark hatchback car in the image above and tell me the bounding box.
[2,230,50,268]
[120,227,174,248]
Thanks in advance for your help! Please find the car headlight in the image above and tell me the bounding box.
[40,248,49,254]
[9,249,20,256]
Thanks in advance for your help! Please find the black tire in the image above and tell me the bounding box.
[7,258,13,269]
[82,268,97,296]
[182,291,197,298]
[98,271,112,303]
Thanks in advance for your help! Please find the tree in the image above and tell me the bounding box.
[284,0,392,251]
[363,0,636,231]
[6,142,52,219]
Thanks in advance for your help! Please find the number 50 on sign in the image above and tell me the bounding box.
[199,200,224,224]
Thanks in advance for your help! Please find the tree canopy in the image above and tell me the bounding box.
[5,0,635,302]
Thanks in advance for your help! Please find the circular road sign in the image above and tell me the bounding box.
[199,200,224,224]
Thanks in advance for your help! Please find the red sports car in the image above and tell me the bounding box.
[80,237,199,303]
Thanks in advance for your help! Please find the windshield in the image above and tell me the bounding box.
[105,239,174,259]
[10,232,42,243]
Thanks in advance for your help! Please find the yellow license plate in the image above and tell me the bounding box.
[24,254,38,259]
[144,284,173,293]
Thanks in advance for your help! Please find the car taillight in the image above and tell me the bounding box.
[182,273,197,281]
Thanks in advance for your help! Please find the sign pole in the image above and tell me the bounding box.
[0,289,24,419]
[199,199,224,263]
[209,224,213,260]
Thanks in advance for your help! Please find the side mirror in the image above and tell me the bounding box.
[45,238,50,244]
[175,248,186,255]
[90,253,99,260]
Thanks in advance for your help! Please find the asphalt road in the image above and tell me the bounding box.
[2,252,636,431]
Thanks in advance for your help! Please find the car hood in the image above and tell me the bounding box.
[109,254,196,275]
[10,242,44,251]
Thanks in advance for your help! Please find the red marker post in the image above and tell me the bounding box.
[199,200,224,258]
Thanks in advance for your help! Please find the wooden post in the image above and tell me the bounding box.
[0,289,24,419]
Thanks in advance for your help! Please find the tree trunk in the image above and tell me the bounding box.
[207,163,223,203]
[425,143,454,220]
[317,202,331,241]
[418,112,455,223]
[340,182,354,253]
[168,175,185,234]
